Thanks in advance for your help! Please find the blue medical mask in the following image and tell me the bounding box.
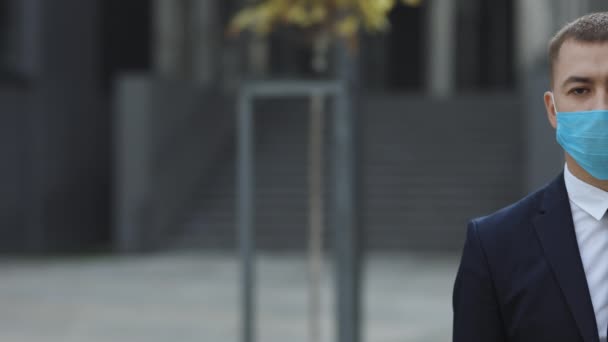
[552,93,608,180]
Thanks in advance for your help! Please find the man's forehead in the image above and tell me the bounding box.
[554,39,608,84]
[558,39,608,58]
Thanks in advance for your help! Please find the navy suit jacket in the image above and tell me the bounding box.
[453,173,600,342]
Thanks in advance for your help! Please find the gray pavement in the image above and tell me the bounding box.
[0,252,458,342]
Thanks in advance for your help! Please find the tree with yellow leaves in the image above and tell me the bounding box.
[230,3,422,342]
[229,0,421,49]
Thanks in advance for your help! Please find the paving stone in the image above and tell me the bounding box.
[0,252,458,342]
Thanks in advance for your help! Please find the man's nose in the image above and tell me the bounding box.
[595,90,608,110]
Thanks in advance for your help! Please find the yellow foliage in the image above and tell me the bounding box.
[336,15,360,37]
[228,0,422,41]
[402,0,422,6]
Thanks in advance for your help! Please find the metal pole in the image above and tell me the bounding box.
[308,92,325,342]
[236,79,351,342]
[333,84,361,342]
[238,90,255,342]
[332,33,362,342]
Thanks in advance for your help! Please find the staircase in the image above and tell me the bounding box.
[167,94,524,251]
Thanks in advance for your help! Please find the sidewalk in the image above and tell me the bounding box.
[0,252,458,342]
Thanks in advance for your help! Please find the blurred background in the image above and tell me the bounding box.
[1,0,607,341]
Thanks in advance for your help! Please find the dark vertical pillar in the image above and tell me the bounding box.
[387,2,425,90]
[333,40,362,342]
[456,0,514,90]
[26,0,109,252]
[0,89,29,252]
[101,0,151,93]
[479,0,514,88]
[455,0,481,89]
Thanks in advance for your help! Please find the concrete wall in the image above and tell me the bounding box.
[0,90,29,250]
[0,0,109,253]
[114,76,232,252]
[169,94,523,251]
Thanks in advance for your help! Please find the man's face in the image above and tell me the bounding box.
[544,39,608,128]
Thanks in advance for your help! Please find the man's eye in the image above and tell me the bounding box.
[569,88,589,95]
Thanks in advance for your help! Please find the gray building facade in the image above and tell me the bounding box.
[2,0,607,253]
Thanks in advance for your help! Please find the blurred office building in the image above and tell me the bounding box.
[0,0,606,253]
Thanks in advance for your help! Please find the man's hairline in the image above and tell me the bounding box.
[549,38,608,90]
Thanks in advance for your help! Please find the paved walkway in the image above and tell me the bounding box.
[0,252,458,342]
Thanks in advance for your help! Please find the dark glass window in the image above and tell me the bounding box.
[360,0,515,92]
[455,0,514,90]
[0,0,29,85]
[101,0,152,93]
[0,0,15,77]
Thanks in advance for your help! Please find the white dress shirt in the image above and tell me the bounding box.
[564,164,608,342]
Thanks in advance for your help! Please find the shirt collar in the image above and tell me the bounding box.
[564,163,608,221]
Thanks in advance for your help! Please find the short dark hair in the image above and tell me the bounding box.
[549,12,608,86]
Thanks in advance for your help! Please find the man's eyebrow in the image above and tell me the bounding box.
[561,76,593,89]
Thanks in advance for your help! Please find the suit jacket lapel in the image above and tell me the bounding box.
[533,173,599,342]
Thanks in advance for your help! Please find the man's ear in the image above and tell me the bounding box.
[543,91,558,129]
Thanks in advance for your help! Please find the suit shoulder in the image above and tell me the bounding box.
[471,184,546,238]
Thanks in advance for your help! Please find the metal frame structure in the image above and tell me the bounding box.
[237,80,361,342]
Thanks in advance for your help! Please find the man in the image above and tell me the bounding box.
[453,12,608,342]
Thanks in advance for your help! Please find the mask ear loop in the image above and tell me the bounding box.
[551,92,559,113]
